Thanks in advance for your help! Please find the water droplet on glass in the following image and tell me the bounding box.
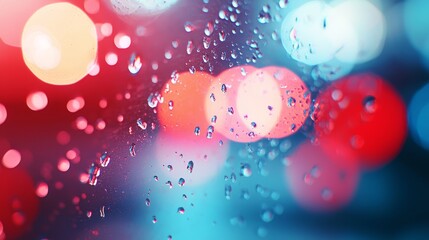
[241,164,252,177]
[227,107,234,115]
[194,126,201,136]
[178,178,185,187]
[129,143,136,157]
[203,37,211,49]
[261,209,274,223]
[165,181,173,189]
[153,175,159,181]
[167,165,173,171]
[152,216,157,223]
[211,115,217,123]
[128,53,142,74]
[321,188,333,201]
[148,92,164,108]
[303,173,313,185]
[363,95,377,113]
[171,71,179,84]
[100,206,105,218]
[230,173,237,183]
[168,235,173,240]
[204,21,214,36]
[219,10,227,19]
[99,152,111,167]
[221,84,227,93]
[187,161,194,173]
[241,189,250,200]
[310,165,321,178]
[168,100,174,110]
[88,163,100,186]
[287,97,296,107]
[182,194,188,200]
[137,118,148,130]
[279,0,288,8]
[219,31,226,42]
[186,41,194,55]
[189,66,196,74]
[258,10,272,24]
[177,207,185,214]
[225,185,232,200]
[145,198,151,206]
[184,22,195,32]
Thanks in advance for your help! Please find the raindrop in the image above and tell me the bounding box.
[261,209,274,223]
[204,21,214,36]
[147,92,164,108]
[321,188,333,201]
[279,0,288,8]
[211,115,217,123]
[145,198,151,206]
[184,22,195,32]
[168,235,173,240]
[219,31,226,42]
[310,165,321,178]
[154,175,159,181]
[88,163,100,186]
[241,189,250,200]
[168,100,174,110]
[203,37,211,49]
[167,165,173,171]
[194,126,201,136]
[225,185,232,200]
[189,66,196,74]
[230,173,237,183]
[363,95,377,113]
[187,161,194,173]
[128,53,142,74]
[227,107,234,115]
[186,41,194,55]
[287,97,296,107]
[137,118,148,130]
[178,178,185,186]
[177,207,185,214]
[129,143,136,157]
[166,181,173,189]
[241,164,252,177]
[100,206,105,218]
[221,84,227,93]
[99,152,110,167]
[152,216,157,223]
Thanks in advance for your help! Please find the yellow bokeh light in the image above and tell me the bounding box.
[21,2,98,85]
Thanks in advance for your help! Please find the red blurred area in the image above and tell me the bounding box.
[286,141,359,212]
[157,71,213,134]
[314,73,407,169]
[0,168,39,238]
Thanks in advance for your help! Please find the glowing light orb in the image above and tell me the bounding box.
[205,66,262,142]
[0,0,53,47]
[328,0,386,63]
[154,130,229,186]
[2,149,21,169]
[280,1,338,65]
[21,3,98,85]
[0,104,6,125]
[314,73,407,169]
[408,83,429,150]
[404,0,429,62]
[285,142,359,211]
[26,91,48,111]
[236,69,283,138]
[158,71,213,134]
[264,66,311,138]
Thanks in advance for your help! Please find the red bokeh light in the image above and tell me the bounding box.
[285,141,359,211]
[314,73,407,169]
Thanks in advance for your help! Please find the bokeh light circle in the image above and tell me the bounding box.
[264,66,311,138]
[21,2,98,85]
[314,73,407,168]
[280,1,338,66]
[158,71,213,134]
[205,66,262,142]
[26,91,48,111]
[0,104,7,125]
[2,149,22,169]
[285,142,359,211]
[408,82,429,150]
[236,68,283,138]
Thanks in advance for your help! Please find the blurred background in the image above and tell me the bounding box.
[1,0,429,239]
